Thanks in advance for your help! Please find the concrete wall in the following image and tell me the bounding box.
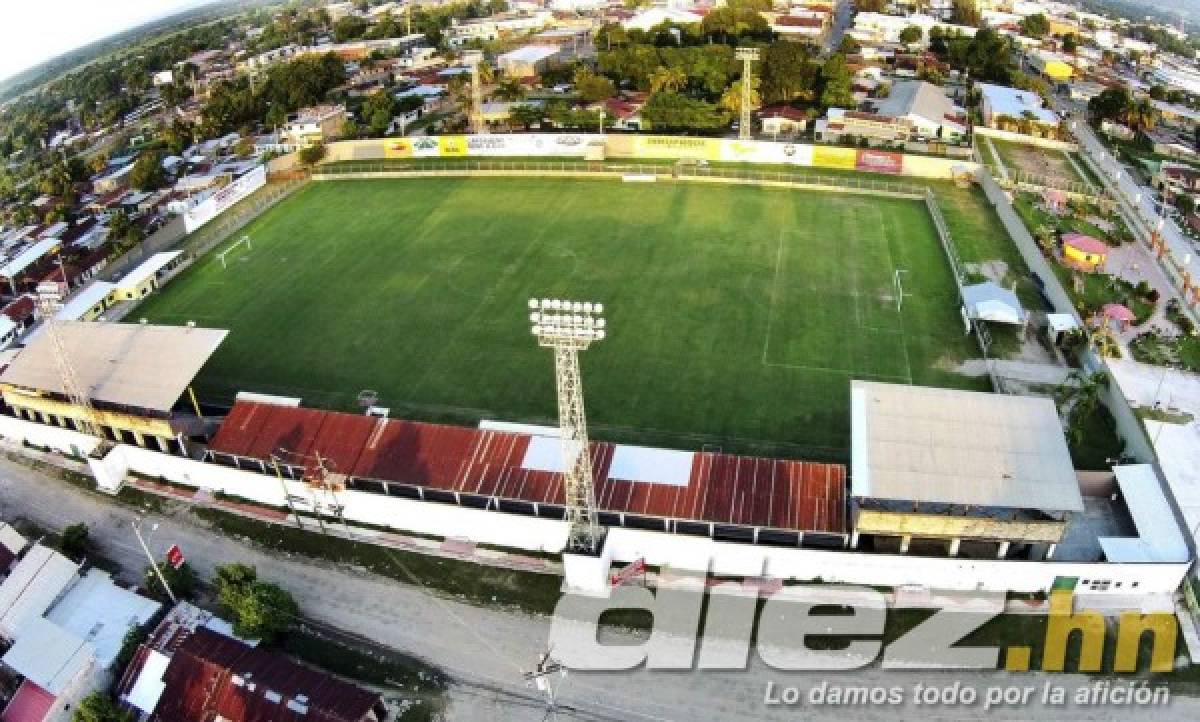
[974,126,1079,152]
[114,445,570,553]
[0,414,100,458]
[603,528,1189,596]
[321,134,979,180]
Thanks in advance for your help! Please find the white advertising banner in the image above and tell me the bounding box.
[182,165,267,233]
[718,139,813,166]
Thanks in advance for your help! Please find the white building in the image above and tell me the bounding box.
[850,12,976,46]
[622,8,703,31]
[978,82,1060,134]
[867,80,967,141]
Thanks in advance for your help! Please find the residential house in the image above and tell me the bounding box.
[497,45,565,78]
[978,83,1062,138]
[758,106,809,137]
[867,80,966,142]
[281,105,346,148]
[117,602,386,722]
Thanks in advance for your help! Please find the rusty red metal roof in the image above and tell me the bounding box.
[210,402,847,533]
[150,628,381,722]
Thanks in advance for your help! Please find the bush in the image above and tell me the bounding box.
[297,143,327,166]
[214,563,297,643]
[59,523,89,561]
[145,561,198,600]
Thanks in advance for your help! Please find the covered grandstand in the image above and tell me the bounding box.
[207,401,848,546]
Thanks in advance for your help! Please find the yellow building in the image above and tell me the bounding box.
[114,251,186,301]
[1031,50,1075,83]
[0,322,228,454]
[1062,233,1108,272]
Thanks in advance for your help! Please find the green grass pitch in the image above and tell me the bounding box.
[135,177,988,461]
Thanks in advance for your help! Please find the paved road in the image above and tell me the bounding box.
[1,458,1197,721]
[823,0,855,56]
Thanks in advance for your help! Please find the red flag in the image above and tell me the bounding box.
[165,544,184,570]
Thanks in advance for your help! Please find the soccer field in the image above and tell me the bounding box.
[135,177,986,460]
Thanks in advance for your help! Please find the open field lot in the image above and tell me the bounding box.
[134,177,985,460]
[990,137,1098,189]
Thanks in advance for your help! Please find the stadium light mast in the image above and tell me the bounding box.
[34,282,110,448]
[463,50,486,135]
[528,299,606,553]
[735,47,759,142]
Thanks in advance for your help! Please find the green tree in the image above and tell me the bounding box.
[855,0,886,10]
[761,40,818,104]
[700,0,770,43]
[899,26,924,45]
[648,66,687,94]
[60,523,89,561]
[129,151,165,191]
[72,692,132,722]
[641,91,726,131]
[145,561,198,600]
[819,54,854,109]
[718,77,761,118]
[1020,13,1050,38]
[952,0,981,26]
[214,563,297,643]
[363,89,396,136]
[1088,86,1131,126]
[334,15,368,42]
[1062,33,1079,54]
[509,103,545,129]
[298,143,327,166]
[573,69,615,103]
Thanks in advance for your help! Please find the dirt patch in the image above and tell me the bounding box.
[963,260,1010,285]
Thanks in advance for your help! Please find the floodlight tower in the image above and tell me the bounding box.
[528,299,606,553]
[34,283,109,446]
[735,47,759,141]
[462,50,486,135]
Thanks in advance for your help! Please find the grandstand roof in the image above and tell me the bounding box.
[210,401,847,534]
[0,321,227,413]
[850,381,1083,513]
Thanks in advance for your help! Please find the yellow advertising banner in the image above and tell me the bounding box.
[635,135,720,161]
[604,134,638,158]
[811,146,858,170]
[438,135,469,157]
[382,138,413,159]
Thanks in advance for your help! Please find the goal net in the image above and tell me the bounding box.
[217,236,252,269]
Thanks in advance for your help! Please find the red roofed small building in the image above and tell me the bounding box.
[1100,303,1137,331]
[771,14,830,42]
[759,106,809,137]
[1061,233,1108,272]
[118,604,387,722]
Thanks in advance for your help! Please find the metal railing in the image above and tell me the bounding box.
[313,159,929,197]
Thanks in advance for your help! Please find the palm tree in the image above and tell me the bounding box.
[1124,98,1158,133]
[718,77,761,117]
[1054,369,1111,445]
[649,66,687,94]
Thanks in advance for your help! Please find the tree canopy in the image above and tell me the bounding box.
[214,563,298,643]
[641,92,727,132]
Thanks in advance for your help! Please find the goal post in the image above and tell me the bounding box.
[217,235,252,269]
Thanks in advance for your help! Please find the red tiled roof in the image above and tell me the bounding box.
[1,680,56,722]
[759,105,807,121]
[151,629,381,722]
[1062,233,1108,255]
[775,15,824,27]
[1,296,35,323]
[210,402,848,534]
[1102,303,1136,322]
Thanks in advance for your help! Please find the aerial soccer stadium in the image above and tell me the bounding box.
[132,173,982,462]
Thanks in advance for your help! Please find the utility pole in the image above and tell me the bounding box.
[132,519,177,604]
[270,453,305,530]
[462,50,485,135]
[528,299,606,553]
[735,47,759,141]
[524,649,568,720]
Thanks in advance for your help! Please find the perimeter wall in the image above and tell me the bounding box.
[0,414,1186,597]
[320,134,977,180]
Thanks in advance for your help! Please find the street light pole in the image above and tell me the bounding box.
[132,519,177,604]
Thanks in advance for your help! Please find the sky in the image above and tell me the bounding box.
[0,0,219,82]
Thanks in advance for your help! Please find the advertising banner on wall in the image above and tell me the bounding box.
[439,135,469,157]
[811,146,858,170]
[718,140,813,166]
[182,165,267,234]
[383,138,414,158]
[606,135,720,161]
[855,149,904,175]
[410,136,442,157]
